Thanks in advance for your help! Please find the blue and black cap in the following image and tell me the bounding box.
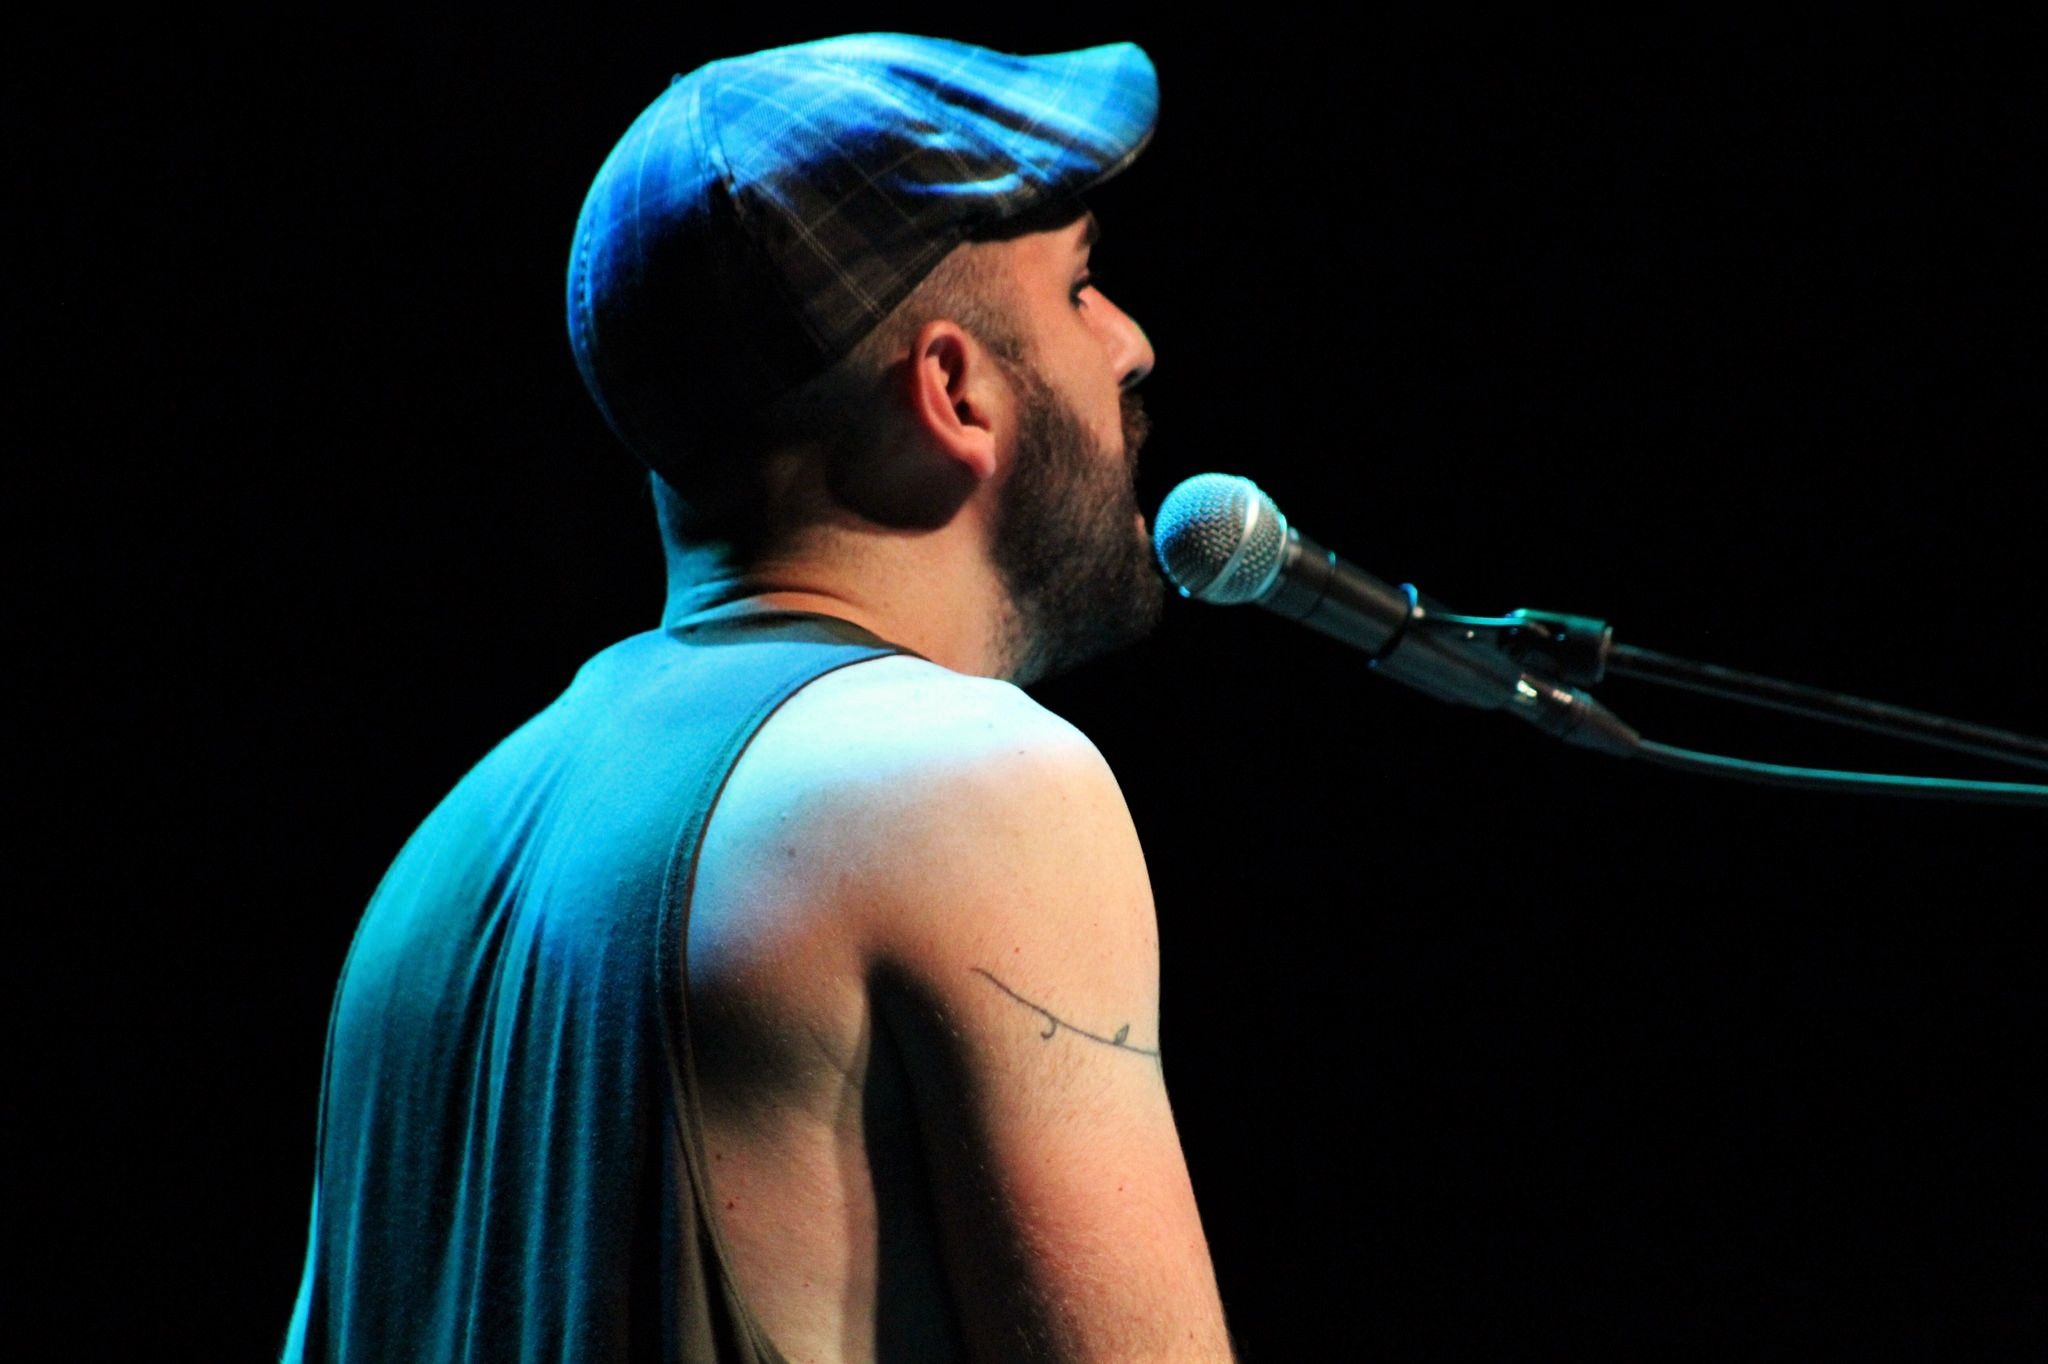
[567,33,1158,482]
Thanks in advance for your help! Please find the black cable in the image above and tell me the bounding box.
[1631,741,2048,806]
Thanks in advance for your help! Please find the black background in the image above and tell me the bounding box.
[23,8,2047,1358]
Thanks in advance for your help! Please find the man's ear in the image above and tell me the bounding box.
[906,319,1005,485]
[823,320,1006,531]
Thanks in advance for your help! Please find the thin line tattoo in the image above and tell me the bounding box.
[970,968,1161,1059]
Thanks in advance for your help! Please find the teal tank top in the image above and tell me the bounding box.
[285,612,906,1362]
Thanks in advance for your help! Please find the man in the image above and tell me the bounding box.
[286,33,1233,1362]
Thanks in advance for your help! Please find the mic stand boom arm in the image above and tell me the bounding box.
[1408,606,2048,807]
[1483,610,2048,775]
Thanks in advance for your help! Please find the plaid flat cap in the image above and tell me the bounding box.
[567,33,1158,480]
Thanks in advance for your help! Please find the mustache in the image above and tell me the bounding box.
[1121,391,1151,474]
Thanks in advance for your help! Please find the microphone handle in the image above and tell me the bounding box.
[1258,528,1641,756]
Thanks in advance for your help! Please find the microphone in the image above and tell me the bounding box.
[1152,473,1641,756]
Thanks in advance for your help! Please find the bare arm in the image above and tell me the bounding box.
[856,694,1232,1361]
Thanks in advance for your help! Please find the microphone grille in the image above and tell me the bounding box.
[1152,473,1290,605]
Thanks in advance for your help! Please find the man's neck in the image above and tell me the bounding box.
[661,527,1018,681]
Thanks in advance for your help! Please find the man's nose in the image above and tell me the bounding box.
[1094,291,1155,390]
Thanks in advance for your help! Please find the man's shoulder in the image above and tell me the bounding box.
[759,653,1110,797]
[702,653,1135,923]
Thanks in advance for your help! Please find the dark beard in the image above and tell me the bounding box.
[988,364,1164,685]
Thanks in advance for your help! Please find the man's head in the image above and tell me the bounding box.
[740,194,1160,680]
[568,34,1161,676]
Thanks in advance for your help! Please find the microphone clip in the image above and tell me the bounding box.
[1496,609,1615,688]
